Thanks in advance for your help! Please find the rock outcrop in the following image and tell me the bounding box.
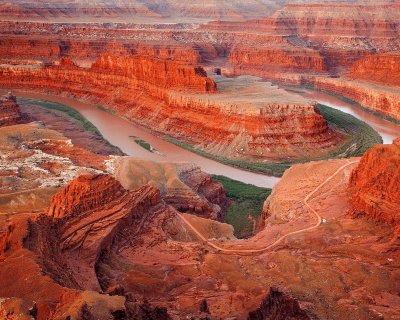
[0,93,21,126]
[349,53,400,87]
[47,174,163,290]
[314,77,400,121]
[247,287,311,320]
[48,174,128,219]
[91,55,216,92]
[112,157,228,221]
[0,0,287,21]
[0,56,343,161]
[349,138,400,226]
[230,47,327,73]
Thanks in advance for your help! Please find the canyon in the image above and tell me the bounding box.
[0,1,399,121]
[0,1,399,319]
[0,56,344,162]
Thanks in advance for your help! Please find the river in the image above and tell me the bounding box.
[9,89,400,188]
[297,89,400,144]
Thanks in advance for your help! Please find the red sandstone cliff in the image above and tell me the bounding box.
[350,138,400,226]
[47,174,163,290]
[91,54,216,92]
[0,93,22,126]
[224,2,400,75]
[349,53,400,87]
[315,77,400,121]
[230,47,327,73]
[48,174,127,219]
[0,56,341,161]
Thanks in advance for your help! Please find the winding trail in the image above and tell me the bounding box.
[177,159,360,255]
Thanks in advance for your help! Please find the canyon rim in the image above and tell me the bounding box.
[0,1,399,319]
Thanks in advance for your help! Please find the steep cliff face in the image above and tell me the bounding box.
[112,158,228,221]
[224,2,400,75]
[349,138,400,226]
[315,77,400,121]
[0,56,342,161]
[230,47,327,73]
[47,174,163,290]
[0,37,60,61]
[91,54,216,92]
[248,288,311,320]
[0,0,287,21]
[48,174,127,219]
[0,93,22,126]
[349,54,400,87]
[1,1,398,79]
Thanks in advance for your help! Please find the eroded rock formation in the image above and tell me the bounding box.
[47,174,163,290]
[315,77,400,121]
[112,157,228,221]
[0,56,342,161]
[350,138,400,226]
[0,93,21,126]
[349,53,400,87]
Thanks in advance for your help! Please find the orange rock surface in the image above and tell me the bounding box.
[350,138,400,226]
[113,157,228,221]
[0,56,343,161]
[230,47,327,72]
[349,53,400,87]
[315,77,400,121]
[0,93,22,126]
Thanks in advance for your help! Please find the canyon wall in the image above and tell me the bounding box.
[112,157,228,221]
[349,53,400,87]
[0,0,290,21]
[229,47,328,83]
[224,2,400,76]
[248,287,311,320]
[0,93,22,126]
[91,55,216,92]
[0,56,342,161]
[349,138,400,226]
[314,77,400,121]
[1,1,399,82]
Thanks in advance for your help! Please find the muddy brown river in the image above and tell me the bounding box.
[8,89,400,188]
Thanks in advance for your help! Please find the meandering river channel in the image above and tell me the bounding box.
[9,89,400,188]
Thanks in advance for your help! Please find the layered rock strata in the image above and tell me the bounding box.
[112,157,228,221]
[349,138,400,226]
[349,53,400,87]
[315,77,400,121]
[0,56,342,160]
[0,93,22,126]
[47,174,163,290]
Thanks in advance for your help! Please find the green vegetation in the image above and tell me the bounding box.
[166,104,382,177]
[317,104,383,157]
[18,98,124,153]
[212,175,271,239]
[129,136,155,153]
[165,137,293,176]
[316,89,400,126]
[96,104,116,115]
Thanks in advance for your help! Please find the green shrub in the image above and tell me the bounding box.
[212,175,271,238]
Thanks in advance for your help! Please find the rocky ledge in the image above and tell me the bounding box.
[350,138,400,227]
[0,57,342,161]
[0,93,22,126]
